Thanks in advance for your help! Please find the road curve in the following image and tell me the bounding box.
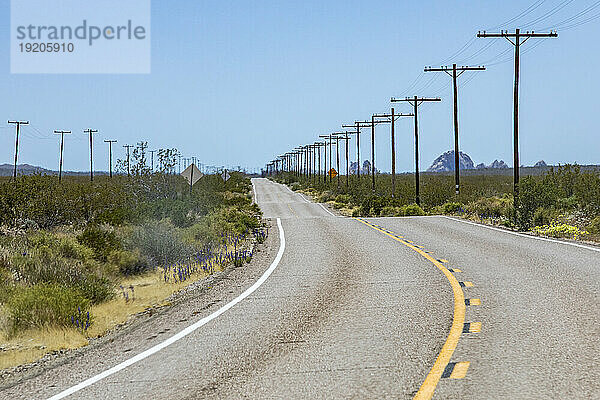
[1,178,598,399]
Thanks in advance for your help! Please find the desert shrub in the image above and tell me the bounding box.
[316,191,335,203]
[127,220,195,265]
[587,216,600,234]
[532,207,560,227]
[108,249,151,276]
[442,202,462,215]
[402,204,425,216]
[6,284,90,332]
[466,195,513,219]
[335,194,351,204]
[332,202,345,209]
[77,224,122,262]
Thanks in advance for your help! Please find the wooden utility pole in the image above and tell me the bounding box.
[123,144,133,176]
[342,121,371,178]
[104,140,117,178]
[333,133,350,190]
[83,129,98,181]
[372,109,413,196]
[149,150,156,172]
[53,130,71,182]
[391,96,441,206]
[424,64,485,194]
[477,29,557,203]
[7,120,29,181]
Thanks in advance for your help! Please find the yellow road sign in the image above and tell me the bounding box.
[328,168,338,178]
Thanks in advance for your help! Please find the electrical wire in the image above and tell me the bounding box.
[521,0,576,28]
[538,0,600,29]
[487,0,548,29]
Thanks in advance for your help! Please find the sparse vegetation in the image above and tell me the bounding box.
[0,169,265,366]
[275,164,600,240]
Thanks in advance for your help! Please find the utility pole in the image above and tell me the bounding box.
[391,96,441,206]
[104,140,117,178]
[342,121,371,179]
[123,144,133,176]
[424,64,485,195]
[319,134,334,184]
[83,129,98,182]
[372,109,414,196]
[149,150,156,172]
[477,29,558,206]
[7,120,29,181]
[54,130,71,182]
[333,133,351,190]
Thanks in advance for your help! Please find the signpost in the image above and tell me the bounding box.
[221,169,231,182]
[328,168,338,178]
[181,163,203,194]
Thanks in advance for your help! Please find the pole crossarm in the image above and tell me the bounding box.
[391,97,441,106]
[477,28,558,209]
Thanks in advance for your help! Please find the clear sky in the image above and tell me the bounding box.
[0,0,598,173]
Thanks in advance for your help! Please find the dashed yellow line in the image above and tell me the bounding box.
[465,298,481,306]
[353,218,467,399]
[449,361,470,379]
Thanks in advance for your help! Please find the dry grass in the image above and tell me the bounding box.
[0,267,218,370]
[0,327,88,370]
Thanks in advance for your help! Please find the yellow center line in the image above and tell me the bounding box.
[353,218,466,400]
[277,193,298,217]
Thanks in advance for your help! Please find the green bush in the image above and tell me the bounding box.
[127,220,195,265]
[442,202,462,215]
[108,249,151,276]
[77,224,122,262]
[6,284,90,331]
[532,207,559,227]
[466,195,513,219]
[588,216,600,234]
[334,194,351,204]
[402,204,425,216]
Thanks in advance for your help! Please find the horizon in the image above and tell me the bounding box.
[1,1,599,173]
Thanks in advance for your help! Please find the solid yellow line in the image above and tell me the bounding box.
[462,281,474,287]
[353,218,466,400]
[449,361,470,379]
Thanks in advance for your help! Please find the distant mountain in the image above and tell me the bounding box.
[427,151,474,172]
[350,160,377,175]
[534,160,547,167]
[0,163,106,177]
[0,163,54,176]
[476,163,486,170]
[488,159,509,169]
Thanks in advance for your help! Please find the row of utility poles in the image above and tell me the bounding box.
[4,122,198,182]
[266,29,557,207]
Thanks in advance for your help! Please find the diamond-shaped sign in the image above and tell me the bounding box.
[181,163,203,186]
[328,168,338,178]
[221,170,231,182]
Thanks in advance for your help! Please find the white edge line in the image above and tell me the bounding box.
[317,202,336,217]
[443,216,600,253]
[48,218,286,400]
[251,179,258,203]
[282,184,311,203]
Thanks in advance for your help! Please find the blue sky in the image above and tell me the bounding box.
[0,0,598,173]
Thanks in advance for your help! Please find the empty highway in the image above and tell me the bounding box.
[2,178,599,399]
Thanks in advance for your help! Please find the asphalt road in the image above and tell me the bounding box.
[2,178,599,399]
